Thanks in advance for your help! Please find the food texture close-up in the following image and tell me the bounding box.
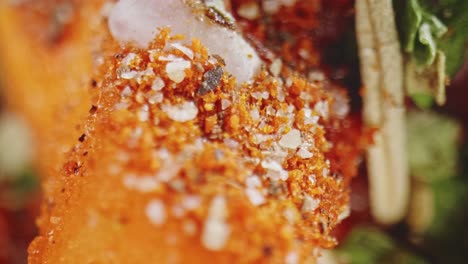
[0,0,466,263]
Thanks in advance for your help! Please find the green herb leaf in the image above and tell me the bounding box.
[405,50,446,108]
[336,227,428,264]
[407,111,461,182]
[399,0,448,66]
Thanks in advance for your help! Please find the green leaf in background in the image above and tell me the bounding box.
[400,0,448,66]
[336,227,395,264]
[413,22,438,66]
[336,227,428,264]
[401,0,424,53]
[396,0,467,107]
[405,50,446,108]
[14,169,39,195]
[410,93,434,109]
[429,177,468,239]
[435,0,468,76]
[407,111,461,182]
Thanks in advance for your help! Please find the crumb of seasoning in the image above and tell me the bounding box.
[146,199,166,226]
[201,195,230,251]
[47,27,366,262]
[198,66,223,95]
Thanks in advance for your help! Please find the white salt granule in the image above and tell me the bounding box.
[162,101,198,122]
[146,199,166,226]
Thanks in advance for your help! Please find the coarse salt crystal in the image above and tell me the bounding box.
[301,195,320,212]
[221,99,231,110]
[158,54,184,62]
[303,108,319,125]
[252,91,270,100]
[252,134,269,144]
[338,206,351,222]
[283,208,296,224]
[166,60,191,83]
[162,101,198,122]
[146,199,166,226]
[148,49,158,62]
[266,105,276,116]
[140,67,154,77]
[170,43,194,60]
[277,86,285,102]
[121,85,133,97]
[245,188,265,206]
[223,138,239,149]
[120,70,138,79]
[261,160,288,181]
[269,59,282,77]
[114,101,130,110]
[308,174,317,185]
[245,175,262,188]
[285,251,299,264]
[322,167,329,177]
[148,93,164,104]
[308,71,325,82]
[297,147,313,159]
[138,106,149,122]
[123,175,159,193]
[299,48,310,59]
[201,195,230,251]
[151,76,165,91]
[314,101,329,119]
[250,109,260,121]
[279,129,302,149]
[182,195,202,210]
[121,52,137,66]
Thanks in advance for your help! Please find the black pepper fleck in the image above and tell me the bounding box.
[89,105,98,114]
[198,66,223,95]
[78,133,86,142]
[262,246,273,257]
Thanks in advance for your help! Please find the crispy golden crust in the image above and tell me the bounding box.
[0,1,365,263]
